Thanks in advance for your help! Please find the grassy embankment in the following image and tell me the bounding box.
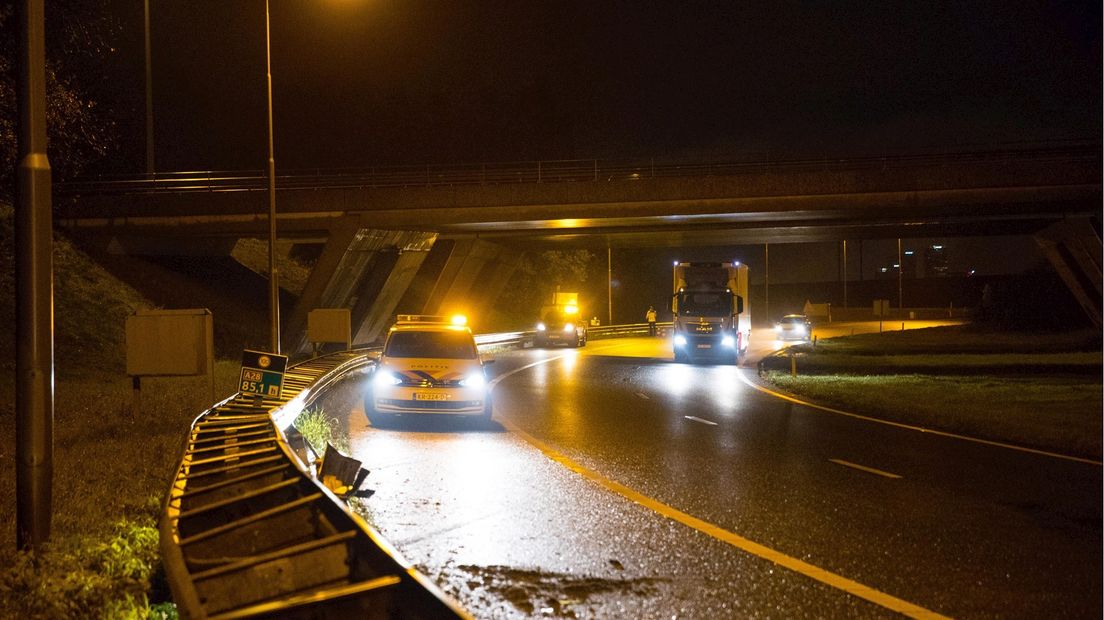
[759,325,1103,459]
[0,205,255,617]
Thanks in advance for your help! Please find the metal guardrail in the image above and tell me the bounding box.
[160,349,469,619]
[157,326,678,617]
[59,142,1099,196]
[473,322,672,349]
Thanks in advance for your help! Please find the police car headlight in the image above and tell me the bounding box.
[722,335,735,347]
[563,323,575,332]
[374,370,402,387]
[794,325,806,334]
[458,373,485,388]
[774,323,782,332]
[673,335,687,346]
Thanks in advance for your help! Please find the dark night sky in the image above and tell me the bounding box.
[111,0,1100,171]
[96,1,1100,285]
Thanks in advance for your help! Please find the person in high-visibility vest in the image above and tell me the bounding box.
[646,306,657,336]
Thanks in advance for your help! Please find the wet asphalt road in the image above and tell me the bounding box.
[325,336,1102,618]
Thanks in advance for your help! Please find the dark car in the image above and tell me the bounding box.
[773,314,811,341]
[534,308,587,348]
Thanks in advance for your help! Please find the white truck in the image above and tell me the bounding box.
[670,261,751,363]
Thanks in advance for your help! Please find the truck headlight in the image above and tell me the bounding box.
[536,322,546,331]
[673,335,687,346]
[722,335,735,347]
[563,323,575,332]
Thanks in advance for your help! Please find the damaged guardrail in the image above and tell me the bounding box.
[160,325,663,617]
[160,349,469,619]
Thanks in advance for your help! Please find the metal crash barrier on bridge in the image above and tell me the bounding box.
[472,322,673,349]
[160,350,469,619]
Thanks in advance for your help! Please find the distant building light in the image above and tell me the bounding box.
[733,261,740,266]
[893,264,900,268]
[904,251,914,256]
[932,245,944,250]
[880,267,888,273]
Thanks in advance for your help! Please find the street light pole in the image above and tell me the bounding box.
[842,239,847,309]
[265,0,280,353]
[143,0,154,174]
[16,0,54,551]
[607,243,612,325]
[897,238,903,314]
[763,242,769,322]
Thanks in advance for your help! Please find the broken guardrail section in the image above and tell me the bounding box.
[160,349,470,619]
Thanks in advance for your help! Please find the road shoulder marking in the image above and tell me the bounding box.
[829,458,902,479]
[738,368,1103,466]
[490,352,949,619]
[499,417,948,620]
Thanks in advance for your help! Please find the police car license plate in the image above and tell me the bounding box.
[696,344,712,349]
[414,392,447,401]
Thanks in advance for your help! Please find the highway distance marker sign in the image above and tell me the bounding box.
[239,349,288,398]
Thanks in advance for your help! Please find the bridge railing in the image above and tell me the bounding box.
[59,141,1100,196]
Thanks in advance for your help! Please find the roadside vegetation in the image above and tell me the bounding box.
[760,325,1103,460]
[0,204,245,617]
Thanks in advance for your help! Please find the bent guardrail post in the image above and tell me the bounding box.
[160,350,469,619]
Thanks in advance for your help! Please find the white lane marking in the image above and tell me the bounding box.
[488,355,567,391]
[492,349,950,618]
[635,392,650,400]
[736,369,1103,466]
[829,458,902,479]
[498,417,950,619]
[488,343,624,391]
[684,416,717,426]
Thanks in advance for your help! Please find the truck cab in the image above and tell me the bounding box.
[670,262,750,364]
[534,292,587,348]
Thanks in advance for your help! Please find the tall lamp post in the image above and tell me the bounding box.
[16,0,54,551]
[142,2,282,352]
[143,0,154,174]
[264,0,280,353]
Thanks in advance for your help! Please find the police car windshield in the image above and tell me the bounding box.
[385,331,478,359]
[678,291,731,316]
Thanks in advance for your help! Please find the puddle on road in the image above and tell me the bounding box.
[435,563,666,618]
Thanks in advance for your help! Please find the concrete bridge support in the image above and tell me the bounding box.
[285,222,436,353]
[1034,217,1102,329]
[400,237,522,325]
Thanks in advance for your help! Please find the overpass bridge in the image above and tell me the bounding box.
[58,143,1102,348]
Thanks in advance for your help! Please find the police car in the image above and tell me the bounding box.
[365,315,492,424]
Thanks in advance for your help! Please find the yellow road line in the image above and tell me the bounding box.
[500,417,949,619]
[492,352,950,618]
[737,370,1103,466]
[829,458,903,479]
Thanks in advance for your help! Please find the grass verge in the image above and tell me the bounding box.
[293,406,351,455]
[760,325,1102,460]
[764,373,1102,459]
[0,363,243,618]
